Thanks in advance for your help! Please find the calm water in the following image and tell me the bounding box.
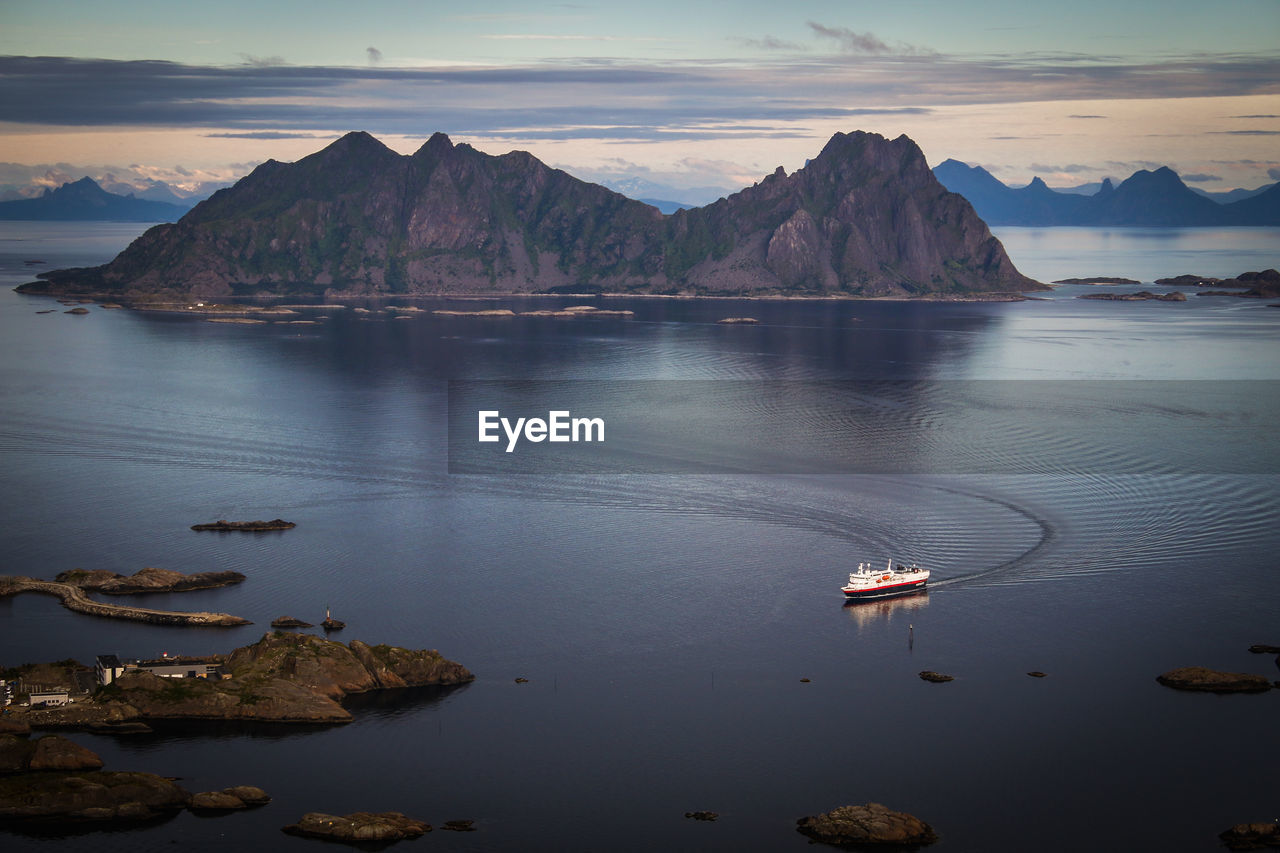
[2,223,1279,852]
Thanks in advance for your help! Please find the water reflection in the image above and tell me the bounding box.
[841,590,929,630]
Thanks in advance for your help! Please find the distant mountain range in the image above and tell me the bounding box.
[0,177,190,222]
[21,130,1038,299]
[932,160,1280,226]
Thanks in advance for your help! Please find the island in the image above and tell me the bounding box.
[1192,269,1280,298]
[191,518,295,531]
[1053,277,1140,285]
[55,567,246,594]
[1078,291,1186,302]
[1155,666,1273,693]
[796,803,939,847]
[17,130,1041,301]
[9,632,474,727]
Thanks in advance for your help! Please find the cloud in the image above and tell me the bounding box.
[1068,114,1107,119]
[1,53,1277,148]
[204,131,329,140]
[1230,114,1279,119]
[733,35,806,52]
[367,47,383,65]
[807,22,889,55]
[807,22,933,56]
[1210,129,1280,135]
[1030,163,1093,173]
[1181,173,1223,182]
[236,53,287,67]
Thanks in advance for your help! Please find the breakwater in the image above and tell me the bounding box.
[0,576,250,626]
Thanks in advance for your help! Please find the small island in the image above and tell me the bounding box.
[191,518,295,531]
[1078,291,1186,302]
[1053,276,1140,285]
[796,803,938,847]
[716,316,760,324]
[1155,666,1273,693]
[9,632,472,729]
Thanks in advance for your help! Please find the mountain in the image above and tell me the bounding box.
[1222,181,1280,225]
[597,176,732,208]
[21,131,1039,299]
[0,177,189,222]
[638,198,693,214]
[1190,183,1277,204]
[933,161,1280,226]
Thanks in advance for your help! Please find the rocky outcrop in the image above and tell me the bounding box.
[20,130,1039,300]
[281,811,431,843]
[28,735,105,771]
[0,770,190,821]
[55,566,246,594]
[1155,667,1273,693]
[1220,822,1280,850]
[187,786,269,812]
[271,616,314,628]
[0,734,186,821]
[796,803,939,846]
[918,671,954,683]
[188,790,248,811]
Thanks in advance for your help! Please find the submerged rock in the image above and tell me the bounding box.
[796,802,938,847]
[684,810,719,821]
[1156,667,1273,693]
[281,811,431,842]
[918,671,954,683]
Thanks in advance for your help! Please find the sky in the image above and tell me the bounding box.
[1,0,1278,201]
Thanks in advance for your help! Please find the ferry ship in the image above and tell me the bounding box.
[841,558,929,599]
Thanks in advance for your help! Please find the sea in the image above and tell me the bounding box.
[1,222,1278,852]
